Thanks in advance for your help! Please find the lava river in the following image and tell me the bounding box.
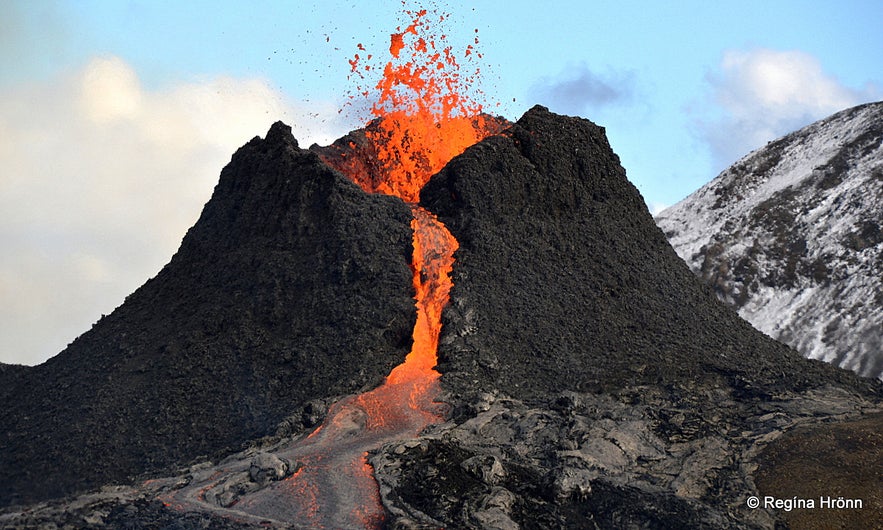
[157,7,501,528]
[159,206,456,528]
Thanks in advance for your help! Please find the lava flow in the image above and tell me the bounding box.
[287,8,504,525]
[157,6,502,528]
[321,6,504,408]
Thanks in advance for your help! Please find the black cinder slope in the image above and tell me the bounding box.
[422,105,874,402]
[366,106,882,529]
[0,122,416,506]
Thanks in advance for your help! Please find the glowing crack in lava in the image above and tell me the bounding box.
[158,7,502,528]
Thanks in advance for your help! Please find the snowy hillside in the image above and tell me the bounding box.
[657,102,883,379]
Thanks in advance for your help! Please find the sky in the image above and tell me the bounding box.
[2,0,881,366]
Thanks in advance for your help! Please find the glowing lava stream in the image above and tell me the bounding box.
[156,7,499,527]
[158,210,457,528]
[232,204,460,528]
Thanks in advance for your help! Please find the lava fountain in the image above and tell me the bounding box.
[302,8,503,524]
[336,7,501,201]
[158,7,503,528]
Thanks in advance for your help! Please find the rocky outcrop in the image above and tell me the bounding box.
[0,122,416,506]
[373,385,879,529]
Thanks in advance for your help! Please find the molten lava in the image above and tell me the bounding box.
[339,7,504,202]
[324,5,502,395]
[312,6,501,525]
[327,6,487,434]
[386,207,456,387]
[158,6,503,528]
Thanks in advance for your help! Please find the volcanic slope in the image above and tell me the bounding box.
[368,106,882,529]
[656,101,883,379]
[424,105,869,399]
[0,122,416,506]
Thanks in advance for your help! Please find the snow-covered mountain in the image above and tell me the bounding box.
[657,101,882,380]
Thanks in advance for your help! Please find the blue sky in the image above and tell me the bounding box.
[2,0,882,365]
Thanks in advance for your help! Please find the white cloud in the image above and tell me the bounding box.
[79,57,144,123]
[695,48,881,169]
[717,49,857,114]
[0,56,352,366]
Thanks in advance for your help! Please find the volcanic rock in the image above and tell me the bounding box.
[422,105,872,400]
[0,122,416,506]
[248,452,291,485]
[365,105,883,528]
[656,101,883,379]
[0,362,29,402]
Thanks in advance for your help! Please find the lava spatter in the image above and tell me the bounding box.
[158,5,499,528]
[289,6,498,525]
[337,6,504,201]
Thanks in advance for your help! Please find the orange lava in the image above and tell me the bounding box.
[343,7,503,202]
[330,6,500,399]
[306,5,501,526]
[385,206,456,387]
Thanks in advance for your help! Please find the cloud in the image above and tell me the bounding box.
[695,48,881,168]
[0,56,352,366]
[528,63,634,116]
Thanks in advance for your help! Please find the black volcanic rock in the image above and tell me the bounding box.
[422,105,872,402]
[0,362,29,393]
[0,122,416,506]
[363,106,882,529]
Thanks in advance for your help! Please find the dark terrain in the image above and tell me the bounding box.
[0,123,416,506]
[424,106,865,400]
[755,412,882,530]
[364,106,881,528]
[1,108,880,529]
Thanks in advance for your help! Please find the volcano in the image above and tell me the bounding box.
[2,106,881,529]
[0,123,419,506]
